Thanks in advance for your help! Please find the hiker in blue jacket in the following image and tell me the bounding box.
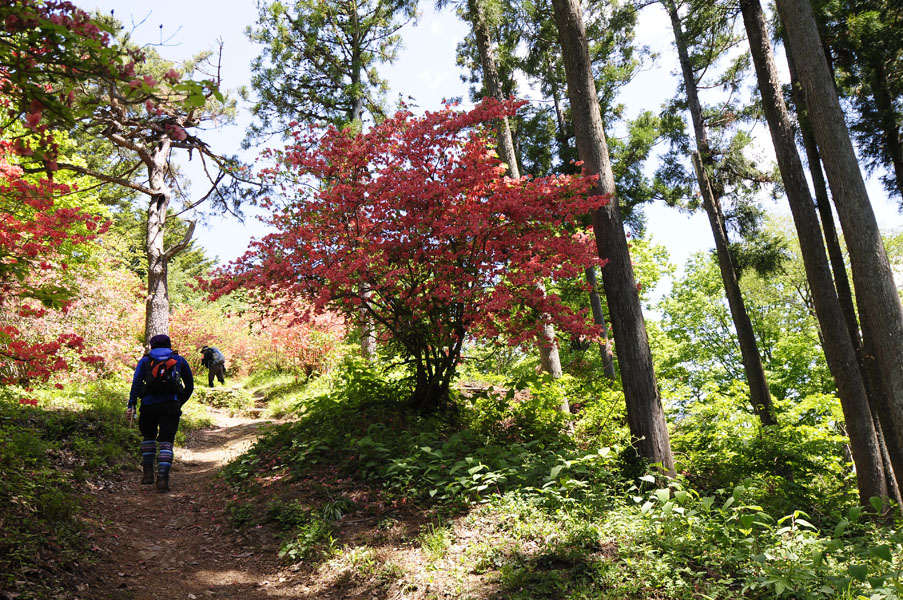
[127,334,194,492]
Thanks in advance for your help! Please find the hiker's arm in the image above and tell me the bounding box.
[180,357,194,404]
[128,359,144,408]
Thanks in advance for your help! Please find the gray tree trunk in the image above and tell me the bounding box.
[665,0,776,426]
[741,0,887,502]
[144,138,195,346]
[551,0,674,473]
[586,266,616,379]
[359,284,377,360]
[775,0,903,490]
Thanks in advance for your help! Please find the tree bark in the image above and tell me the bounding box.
[359,284,377,360]
[551,0,674,473]
[788,44,900,499]
[868,58,903,198]
[741,0,887,502]
[143,138,198,346]
[144,141,173,345]
[586,266,616,379]
[775,0,903,489]
[665,0,776,426]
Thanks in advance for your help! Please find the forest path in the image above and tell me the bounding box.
[79,407,305,600]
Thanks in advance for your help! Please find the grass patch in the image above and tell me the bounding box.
[0,380,139,598]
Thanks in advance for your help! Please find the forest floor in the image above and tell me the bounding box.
[78,408,293,600]
[75,406,494,600]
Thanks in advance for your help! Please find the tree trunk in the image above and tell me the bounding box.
[144,143,173,345]
[586,266,616,379]
[469,0,518,177]
[145,189,170,344]
[741,0,887,502]
[144,142,196,347]
[410,333,463,413]
[868,58,903,198]
[550,84,615,380]
[775,0,903,489]
[360,283,377,360]
[551,0,674,473]
[469,0,565,383]
[665,0,776,426]
[788,44,900,499]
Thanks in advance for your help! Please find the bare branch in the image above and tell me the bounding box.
[162,219,196,261]
[55,162,153,196]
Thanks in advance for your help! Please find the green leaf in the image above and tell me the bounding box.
[833,519,849,538]
[722,496,735,510]
[186,93,206,108]
[848,564,868,582]
[639,475,656,484]
[848,506,863,522]
[549,465,563,480]
[869,577,886,589]
[869,544,893,562]
[655,488,670,503]
[700,497,715,511]
[794,518,816,530]
[740,514,755,529]
[640,501,654,515]
[429,489,437,497]
[811,549,823,567]
[869,496,884,513]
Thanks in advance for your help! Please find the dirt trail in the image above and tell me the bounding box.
[79,408,303,600]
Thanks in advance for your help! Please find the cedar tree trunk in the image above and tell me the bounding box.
[741,0,887,502]
[665,0,777,426]
[551,0,674,473]
[469,0,565,383]
[775,0,903,489]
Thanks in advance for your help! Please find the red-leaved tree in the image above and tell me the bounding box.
[210,99,607,411]
[0,1,118,388]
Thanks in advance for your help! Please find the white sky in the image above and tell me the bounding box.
[88,0,903,297]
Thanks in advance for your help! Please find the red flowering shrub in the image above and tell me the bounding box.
[209,99,607,410]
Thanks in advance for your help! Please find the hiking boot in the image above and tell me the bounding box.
[141,465,155,485]
[156,474,170,493]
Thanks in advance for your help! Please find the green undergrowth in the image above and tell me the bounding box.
[0,381,138,598]
[190,385,253,415]
[0,375,231,598]
[222,360,903,599]
[241,368,337,418]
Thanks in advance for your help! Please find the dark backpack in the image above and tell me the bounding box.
[141,352,185,397]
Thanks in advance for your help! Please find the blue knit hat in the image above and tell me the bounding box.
[149,334,172,349]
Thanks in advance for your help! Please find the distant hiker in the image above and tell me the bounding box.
[200,345,226,388]
[126,334,194,493]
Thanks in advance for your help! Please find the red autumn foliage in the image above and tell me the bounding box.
[208,99,607,410]
[0,1,115,386]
